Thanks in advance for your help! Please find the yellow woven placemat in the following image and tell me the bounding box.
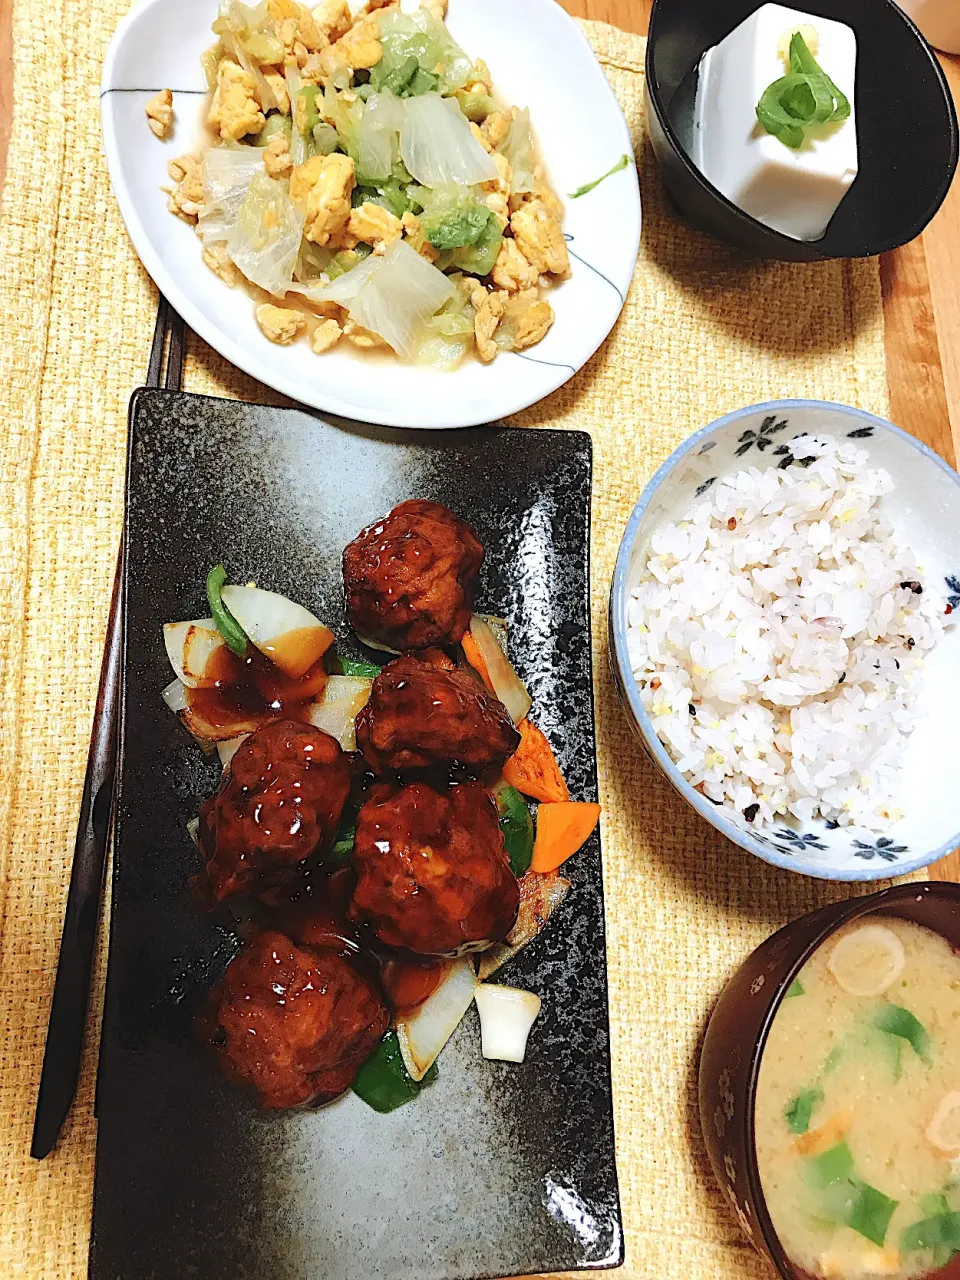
[0,4,895,1277]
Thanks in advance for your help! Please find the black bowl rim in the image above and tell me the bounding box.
[645,0,960,260]
[740,880,960,1277]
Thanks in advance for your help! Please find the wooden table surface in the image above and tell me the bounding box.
[0,0,956,884]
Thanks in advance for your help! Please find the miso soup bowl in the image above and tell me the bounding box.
[610,399,960,882]
[699,881,960,1278]
[645,0,959,261]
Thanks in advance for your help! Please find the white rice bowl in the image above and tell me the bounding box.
[627,433,947,831]
[610,401,960,881]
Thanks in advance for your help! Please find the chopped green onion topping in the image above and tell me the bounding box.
[785,979,805,998]
[846,1181,899,1248]
[785,1086,823,1135]
[205,565,249,658]
[569,153,630,198]
[351,1030,438,1113]
[755,32,850,150]
[874,1004,932,1065]
[901,1210,960,1253]
[493,782,534,878]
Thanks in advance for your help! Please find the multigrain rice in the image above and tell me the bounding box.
[626,435,947,832]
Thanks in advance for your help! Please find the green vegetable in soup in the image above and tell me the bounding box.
[846,1181,899,1248]
[822,1042,843,1075]
[920,1194,952,1218]
[805,1140,855,1190]
[784,1086,824,1136]
[803,1141,899,1247]
[205,565,249,658]
[901,1209,960,1254]
[873,1003,932,1065]
[351,1030,438,1112]
[493,783,534,878]
[785,979,805,999]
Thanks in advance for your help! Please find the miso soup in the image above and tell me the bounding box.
[756,917,960,1279]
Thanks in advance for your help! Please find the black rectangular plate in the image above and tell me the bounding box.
[89,389,622,1280]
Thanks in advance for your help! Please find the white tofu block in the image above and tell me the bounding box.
[693,3,858,241]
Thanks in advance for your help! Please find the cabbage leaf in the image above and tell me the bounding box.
[399,94,497,186]
[371,9,472,96]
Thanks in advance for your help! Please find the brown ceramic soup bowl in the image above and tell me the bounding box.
[699,881,960,1279]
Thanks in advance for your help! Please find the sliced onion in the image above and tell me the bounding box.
[307,676,373,751]
[396,957,477,1081]
[926,1093,960,1152]
[162,677,188,714]
[352,631,401,656]
[474,984,541,1063]
[468,615,531,725]
[217,734,250,769]
[478,871,571,980]
[163,618,224,688]
[220,585,335,678]
[826,924,906,997]
[474,614,508,656]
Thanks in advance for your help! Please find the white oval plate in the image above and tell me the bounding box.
[101,0,641,429]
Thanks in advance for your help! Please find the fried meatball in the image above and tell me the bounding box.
[212,931,388,1109]
[197,719,351,901]
[356,654,520,774]
[343,500,483,651]
[350,781,519,956]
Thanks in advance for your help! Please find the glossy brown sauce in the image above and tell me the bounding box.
[263,862,451,1018]
[186,644,328,732]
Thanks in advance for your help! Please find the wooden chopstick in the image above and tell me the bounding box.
[30,296,186,1159]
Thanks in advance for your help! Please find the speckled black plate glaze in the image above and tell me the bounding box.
[89,389,622,1280]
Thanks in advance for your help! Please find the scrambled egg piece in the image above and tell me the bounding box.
[208,61,265,143]
[513,300,554,349]
[481,152,512,225]
[145,89,174,139]
[290,153,355,245]
[510,199,571,278]
[508,180,564,223]
[491,236,539,292]
[201,243,242,288]
[164,154,204,222]
[421,0,448,20]
[344,320,386,349]
[269,0,326,49]
[464,57,492,96]
[312,0,352,41]
[311,318,342,353]
[256,304,307,344]
[344,201,403,250]
[482,110,511,151]
[332,18,383,71]
[263,132,294,179]
[261,71,291,115]
[471,285,505,363]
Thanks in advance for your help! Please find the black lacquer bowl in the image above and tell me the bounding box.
[89,391,622,1280]
[699,881,960,1278]
[646,0,959,261]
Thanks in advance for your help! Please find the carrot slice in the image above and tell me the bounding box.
[531,802,602,873]
[461,630,494,693]
[502,719,569,804]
